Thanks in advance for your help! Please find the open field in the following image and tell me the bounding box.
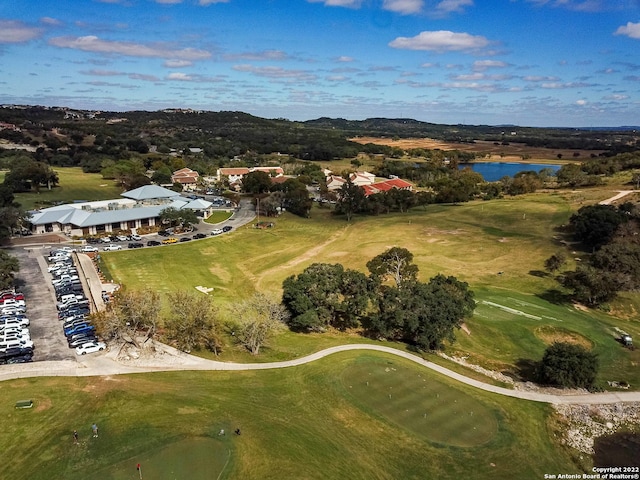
[0,167,123,210]
[0,351,577,480]
[101,185,640,388]
[350,136,602,162]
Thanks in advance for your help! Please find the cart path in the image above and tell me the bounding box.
[2,343,640,405]
[599,190,639,205]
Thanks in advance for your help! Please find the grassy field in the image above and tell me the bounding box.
[100,186,640,388]
[0,167,123,210]
[204,210,233,224]
[0,351,578,480]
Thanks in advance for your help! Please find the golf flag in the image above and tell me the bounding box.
[137,464,140,470]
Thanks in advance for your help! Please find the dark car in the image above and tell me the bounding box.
[6,355,32,364]
[0,346,33,360]
[157,230,169,237]
[222,226,232,232]
[193,233,206,239]
[179,237,191,242]
[127,242,144,249]
[146,240,161,246]
[64,324,95,337]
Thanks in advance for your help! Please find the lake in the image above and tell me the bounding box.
[459,162,561,182]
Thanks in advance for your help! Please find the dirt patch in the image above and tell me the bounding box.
[534,325,594,349]
[349,136,602,160]
[460,323,471,335]
[34,397,52,412]
[7,233,69,246]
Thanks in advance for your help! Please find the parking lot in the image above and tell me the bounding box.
[9,247,75,362]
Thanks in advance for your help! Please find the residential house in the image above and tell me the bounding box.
[171,167,200,191]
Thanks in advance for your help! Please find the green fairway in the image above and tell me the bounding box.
[340,356,498,447]
[100,189,640,386]
[94,437,230,480]
[0,352,577,480]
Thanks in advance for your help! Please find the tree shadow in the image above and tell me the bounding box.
[528,270,548,278]
[536,288,571,305]
[514,358,540,383]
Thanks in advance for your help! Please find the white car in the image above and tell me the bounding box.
[130,234,142,241]
[80,245,99,253]
[116,235,129,242]
[103,244,122,251]
[211,228,223,235]
[0,298,26,308]
[75,341,107,355]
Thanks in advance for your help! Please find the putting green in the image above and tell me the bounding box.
[90,437,230,480]
[340,357,499,447]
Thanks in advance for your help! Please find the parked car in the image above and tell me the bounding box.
[68,335,98,348]
[222,226,233,232]
[193,233,207,239]
[0,338,34,350]
[127,242,144,249]
[64,324,95,337]
[146,240,161,246]
[103,244,123,251]
[100,236,114,243]
[157,230,170,237]
[179,237,191,242]
[116,235,129,242]
[130,234,142,241]
[162,237,178,244]
[80,245,99,253]
[76,341,107,355]
[211,229,223,236]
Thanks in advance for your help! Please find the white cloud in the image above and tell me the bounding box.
[383,0,424,15]
[614,22,640,40]
[604,94,629,100]
[155,0,183,3]
[421,62,439,68]
[224,50,289,61]
[233,64,317,82]
[0,20,42,43]
[523,75,559,82]
[198,0,230,5]
[473,60,507,70]
[164,59,193,68]
[336,56,355,62]
[167,72,193,81]
[40,17,62,26]
[48,36,211,61]
[307,0,362,7]
[436,0,473,14]
[526,0,607,12]
[576,99,587,105]
[389,30,491,54]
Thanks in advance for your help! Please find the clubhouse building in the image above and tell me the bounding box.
[28,185,213,237]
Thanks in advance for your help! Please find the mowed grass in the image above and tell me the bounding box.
[0,167,123,210]
[341,356,498,447]
[0,352,577,480]
[102,188,640,386]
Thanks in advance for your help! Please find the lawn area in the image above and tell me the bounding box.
[0,167,123,210]
[101,187,640,388]
[0,351,578,480]
[204,210,233,224]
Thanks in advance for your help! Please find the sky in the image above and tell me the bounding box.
[0,0,639,127]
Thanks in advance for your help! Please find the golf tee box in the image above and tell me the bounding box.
[15,399,33,409]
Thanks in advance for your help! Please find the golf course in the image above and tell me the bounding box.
[2,167,640,478]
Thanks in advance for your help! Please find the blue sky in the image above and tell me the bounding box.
[0,0,639,127]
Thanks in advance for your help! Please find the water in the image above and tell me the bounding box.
[593,432,640,467]
[459,162,561,182]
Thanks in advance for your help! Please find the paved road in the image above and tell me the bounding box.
[2,343,640,405]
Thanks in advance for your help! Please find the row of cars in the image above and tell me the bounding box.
[0,291,33,364]
[48,248,106,356]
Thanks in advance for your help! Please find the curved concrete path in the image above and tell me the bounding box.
[2,344,640,405]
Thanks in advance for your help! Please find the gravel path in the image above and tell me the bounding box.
[3,343,640,405]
